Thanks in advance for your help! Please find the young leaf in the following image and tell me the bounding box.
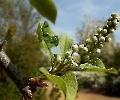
[37,21,59,59]
[62,71,78,100]
[59,33,73,57]
[80,58,118,74]
[29,0,57,23]
[39,67,66,94]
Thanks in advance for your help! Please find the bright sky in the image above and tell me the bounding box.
[48,0,120,43]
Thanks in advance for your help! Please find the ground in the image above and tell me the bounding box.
[76,89,120,100]
[45,82,120,100]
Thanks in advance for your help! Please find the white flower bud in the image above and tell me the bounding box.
[111,13,119,18]
[108,28,114,33]
[72,52,80,63]
[102,29,107,35]
[103,25,108,29]
[112,19,118,26]
[107,21,112,26]
[82,47,88,53]
[79,45,84,50]
[99,36,105,42]
[94,48,101,54]
[72,44,79,52]
[71,60,78,67]
[105,37,112,42]
[99,44,103,49]
[92,36,98,43]
[97,28,102,33]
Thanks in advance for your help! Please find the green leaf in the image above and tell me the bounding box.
[40,67,78,100]
[59,33,73,57]
[37,21,59,59]
[29,0,57,23]
[62,71,78,100]
[39,67,66,94]
[80,58,118,74]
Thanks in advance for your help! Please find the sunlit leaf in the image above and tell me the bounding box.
[80,58,118,74]
[40,67,78,100]
[59,33,73,57]
[37,21,59,59]
[39,67,66,94]
[29,0,57,23]
[62,71,78,100]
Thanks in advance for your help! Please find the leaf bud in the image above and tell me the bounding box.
[72,52,80,63]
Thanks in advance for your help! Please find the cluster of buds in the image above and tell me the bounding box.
[64,13,120,67]
[51,13,120,73]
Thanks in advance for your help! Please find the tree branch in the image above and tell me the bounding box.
[0,48,34,100]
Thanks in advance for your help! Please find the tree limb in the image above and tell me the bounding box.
[0,48,34,100]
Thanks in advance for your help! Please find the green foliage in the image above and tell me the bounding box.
[40,67,78,100]
[80,58,117,74]
[62,72,78,100]
[37,21,59,61]
[40,67,66,94]
[36,18,119,100]
[29,0,57,23]
[59,33,73,58]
